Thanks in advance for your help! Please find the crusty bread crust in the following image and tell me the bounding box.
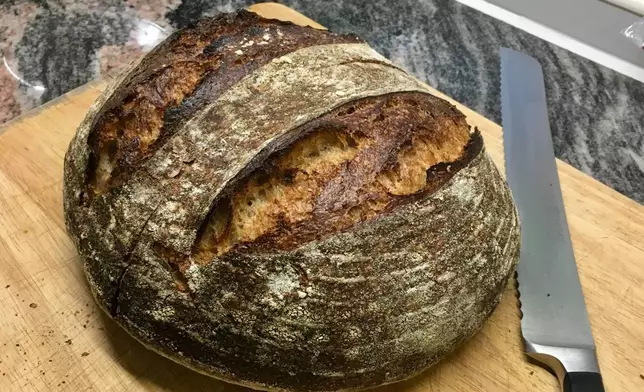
[83,10,361,203]
[63,11,519,392]
[193,92,473,262]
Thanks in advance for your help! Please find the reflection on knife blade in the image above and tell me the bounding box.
[500,47,605,392]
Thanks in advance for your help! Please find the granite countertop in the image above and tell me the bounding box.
[1,0,643,204]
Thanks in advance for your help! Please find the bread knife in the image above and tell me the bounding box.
[500,48,605,392]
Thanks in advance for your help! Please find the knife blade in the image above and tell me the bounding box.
[500,48,605,392]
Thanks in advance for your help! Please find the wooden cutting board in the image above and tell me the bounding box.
[0,3,642,392]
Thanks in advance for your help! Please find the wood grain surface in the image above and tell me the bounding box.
[0,3,642,392]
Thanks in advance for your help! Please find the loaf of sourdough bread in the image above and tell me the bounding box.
[63,10,520,392]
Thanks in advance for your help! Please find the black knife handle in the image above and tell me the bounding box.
[563,372,605,392]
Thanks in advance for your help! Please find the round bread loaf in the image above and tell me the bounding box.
[63,10,520,392]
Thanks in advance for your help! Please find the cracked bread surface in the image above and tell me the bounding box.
[63,10,520,392]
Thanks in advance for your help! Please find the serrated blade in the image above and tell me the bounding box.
[500,48,601,379]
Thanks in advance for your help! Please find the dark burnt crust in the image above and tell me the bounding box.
[83,10,362,203]
[62,12,521,392]
[111,143,519,392]
[191,92,481,258]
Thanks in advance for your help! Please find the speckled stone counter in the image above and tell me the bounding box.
[1,0,643,203]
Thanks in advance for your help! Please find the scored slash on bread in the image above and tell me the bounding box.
[63,10,520,392]
[83,11,362,203]
[194,92,474,260]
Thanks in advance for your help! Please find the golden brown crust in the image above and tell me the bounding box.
[63,11,520,392]
[112,143,516,392]
[194,92,473,261]
[84,10,361,203]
